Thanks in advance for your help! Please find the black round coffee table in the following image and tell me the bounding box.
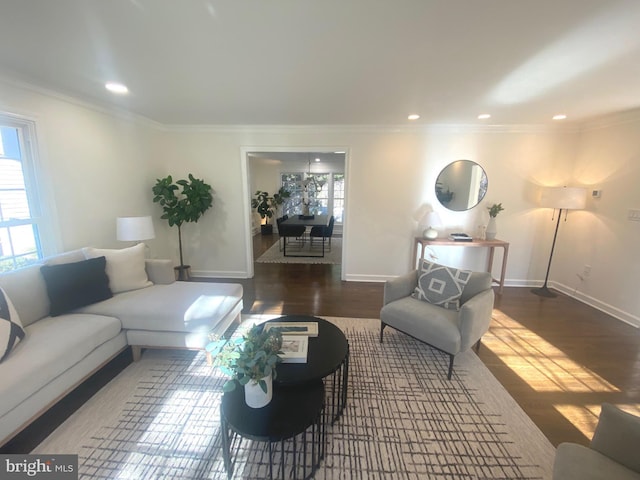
[220,381,325,480]
[268,315,349,423]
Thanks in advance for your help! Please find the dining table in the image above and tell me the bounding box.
[281,214,330,257]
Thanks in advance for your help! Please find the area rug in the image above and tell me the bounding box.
[34,317,555,479]
[256,238,341,265]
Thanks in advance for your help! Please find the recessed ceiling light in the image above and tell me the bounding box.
[407,114,420,120]
[553,114,567,120]
[315,158,321,162]
[105,82,129,94]
[478,114,491,120]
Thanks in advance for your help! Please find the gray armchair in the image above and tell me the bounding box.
[553,403,640,479]
[380,269,494,379]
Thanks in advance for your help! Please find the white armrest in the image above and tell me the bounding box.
[145,259,175,285]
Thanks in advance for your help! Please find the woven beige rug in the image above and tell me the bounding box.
[35,316,555,479]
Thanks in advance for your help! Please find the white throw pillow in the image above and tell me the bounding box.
[82,243,152,294]
[1,286,25,363]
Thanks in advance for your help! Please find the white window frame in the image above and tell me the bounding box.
[281,172,344,224]
[0,113,52,271]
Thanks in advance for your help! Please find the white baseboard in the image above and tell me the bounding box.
[191,270,250,279]
[344,274,391,282]
[552,282,640,328]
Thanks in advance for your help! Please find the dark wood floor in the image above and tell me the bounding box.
[233,233,640,447]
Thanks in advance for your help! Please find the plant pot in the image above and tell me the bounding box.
[244,374,273,408]
[260,224,273,235]
[486,217,497,240]
[174,265,191,281]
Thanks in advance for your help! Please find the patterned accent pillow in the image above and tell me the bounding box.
[0,286,26,363]
[412,260,472,310]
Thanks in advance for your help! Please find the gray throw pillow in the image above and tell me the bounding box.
[412,260,471,310]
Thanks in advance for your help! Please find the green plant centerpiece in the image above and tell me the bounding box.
[485,203,504,240]
[251,187,291,234]
[209,325,283,400]
[488,203,504,217]
[152,174,213,280]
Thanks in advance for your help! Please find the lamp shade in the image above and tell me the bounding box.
[421,211,443,239]
[540,186,587,210]
[423,211,443,228]
[117,216,155,241]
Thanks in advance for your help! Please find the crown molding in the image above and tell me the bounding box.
[578,107,640,132]
[0,73,162,130]
[5,72,636,135]
[161,122,577,135]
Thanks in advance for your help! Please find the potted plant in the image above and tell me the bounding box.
[152,174,213,280]
[486,203,504,240]
[251,187,291,235]
[208,325,283,408]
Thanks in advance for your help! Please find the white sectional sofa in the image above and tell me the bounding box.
[0,244,243,447]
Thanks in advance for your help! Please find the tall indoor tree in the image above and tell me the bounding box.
[152,174,213,280]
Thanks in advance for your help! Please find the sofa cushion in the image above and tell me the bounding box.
[0,313,122,419]
[412,260,471,311]
[0,287,25,363]
[0,264,49,327]
[83,244,152,294]
[40,257,113,316]
[78,282,243,333]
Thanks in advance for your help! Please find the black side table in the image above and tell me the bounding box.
[269,315,350,423]
[220,381,325,480]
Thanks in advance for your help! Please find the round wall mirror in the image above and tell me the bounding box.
[435,160,488,211]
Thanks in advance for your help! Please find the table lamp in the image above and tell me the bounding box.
[116,216,155,243]
[422,211,443,240]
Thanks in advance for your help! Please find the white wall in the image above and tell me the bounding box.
[0,78,159,254]
[2,78,638,324]
[552,114,640,326]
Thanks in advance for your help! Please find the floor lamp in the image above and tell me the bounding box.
[531,186,586,298]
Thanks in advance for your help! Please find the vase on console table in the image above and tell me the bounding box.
[485,217,497,240]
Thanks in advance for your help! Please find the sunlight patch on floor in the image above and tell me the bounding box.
[484,310,619,393]
[553,403,640,440]
[248,300,285,315]
[553,404,601,440]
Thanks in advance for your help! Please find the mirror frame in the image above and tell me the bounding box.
[435,160,488,211]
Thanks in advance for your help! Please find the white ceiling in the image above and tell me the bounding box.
[2,0,640,126]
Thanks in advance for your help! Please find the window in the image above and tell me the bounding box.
[0,116,44,272]
[281,172,344,223]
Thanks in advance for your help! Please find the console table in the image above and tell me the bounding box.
[412,237,509,294]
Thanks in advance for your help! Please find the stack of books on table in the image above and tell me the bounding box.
[264,321,318,363]
[448,233,473,242]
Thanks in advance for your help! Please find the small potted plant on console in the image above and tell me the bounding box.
[208,325,283,408]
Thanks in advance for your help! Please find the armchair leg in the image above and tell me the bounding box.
[447,354,454,380]
[380,322,386,343]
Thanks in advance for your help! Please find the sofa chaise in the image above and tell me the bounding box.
[0,243,243,447]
